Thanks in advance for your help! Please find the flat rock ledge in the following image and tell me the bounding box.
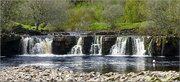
[0,65,179,82]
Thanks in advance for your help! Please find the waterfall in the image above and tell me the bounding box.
[90,36,103,55]
[148,39,153,56]
[161,43,165,56]
[21,37,31,54]
[110,37,128,55]
[132,37,146,56]
[70,37,83,54]
[21,37,53,55]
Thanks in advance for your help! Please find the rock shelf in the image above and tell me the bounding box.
[0,65,179,81]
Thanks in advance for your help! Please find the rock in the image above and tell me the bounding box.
[138,72,144,75]
[102,36,116,55]
[0,62,180,81]
[52,36,76,54]
[1,34,21,56]
[82,36,93,54]
[12,24,41,35]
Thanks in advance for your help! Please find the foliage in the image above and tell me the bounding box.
[21,0,68,31]
[115,21,150,30]
[124,1,146,23]
[1,0,179,35]
[89,23,111,31]
[63,3,95,31]
[145,0,180,35]
[102,4,123,29]
[1,0,24,32]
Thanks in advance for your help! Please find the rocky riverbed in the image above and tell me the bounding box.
[0,65,179,82]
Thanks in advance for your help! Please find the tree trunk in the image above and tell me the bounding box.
[35,22,39,31]
[34,17,39,31]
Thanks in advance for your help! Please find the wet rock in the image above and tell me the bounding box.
[82,36,93,54]
[102,36,116,55]
[1,34,21,56]
[52,36,76,54]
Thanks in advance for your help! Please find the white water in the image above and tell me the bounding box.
[21,37,53,55]
[20,36,148,56]
[161,43,165,56]
[70,37,83,54]
[90,36,103,55]
[132,37,146,56]
[110,37,128,55]
[148,39,153,56]
[110,36,147,56]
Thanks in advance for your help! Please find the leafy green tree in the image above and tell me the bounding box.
[1,0,23,28]
[102,5,123,29]
[124,1,145,23]
[21,0,68,31]
[64,5,94,31]
[145,0,179,34]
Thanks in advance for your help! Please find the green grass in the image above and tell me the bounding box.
[87,21,151,31]
[115,21,151,29]
[89,22,111,31]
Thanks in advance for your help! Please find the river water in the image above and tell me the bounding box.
[0,55,179,73]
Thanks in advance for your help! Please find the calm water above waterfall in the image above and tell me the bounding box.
[1,35,179,73]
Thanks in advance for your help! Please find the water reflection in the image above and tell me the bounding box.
[135,57,145,71]
[0,55,179,73]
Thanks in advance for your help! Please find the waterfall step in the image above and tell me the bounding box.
[18,35,179,56]
[21,37,53,55]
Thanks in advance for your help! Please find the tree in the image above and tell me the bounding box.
[22,0,68,30]
[124,1,145,23]
[102,5,123,29]
[1,0,23,28]
[145,0,180,34]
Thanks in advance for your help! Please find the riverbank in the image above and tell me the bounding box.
[0,65,179,81]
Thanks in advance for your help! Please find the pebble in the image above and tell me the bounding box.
[0,65,179,81]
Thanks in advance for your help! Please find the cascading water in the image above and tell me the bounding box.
[148,39,153,56]
[90,36,103,55]
[110,37,128,55]
[70,37,83,54]
[109,36,147,56]
[21,37,53,55]
[132,37,146,56]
